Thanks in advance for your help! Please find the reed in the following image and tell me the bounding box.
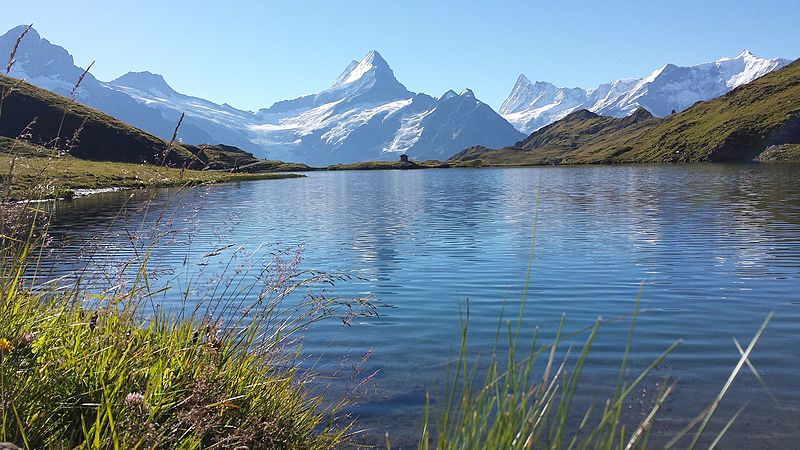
[161,112,185,167]
[408,290,777,450]
[0,24,32,124]
[51,61,94,151]
[0,36,363,444]
[0,191,368,449]
[412,208,777,449]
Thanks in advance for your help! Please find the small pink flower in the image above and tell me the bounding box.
[123,392,146,411]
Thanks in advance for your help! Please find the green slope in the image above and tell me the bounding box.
[0,74,271,170]
[450,59,800,165]
[755,144,800,161]
[0,137,300,200]
[451,108,662,165]
[0,74,202,166]
[625,58,800,162]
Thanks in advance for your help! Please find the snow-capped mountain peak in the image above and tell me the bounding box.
[499,75,533,114]
[502,50,791,134]
[712,50,789,89]
[298,49,412,108]
[459,88,475,99]
[720,49,755,62]
[439,88,478,103]
[440,90,459,100]
[331,49,392,88]
[499,76,566,115]
[643,63,675,83]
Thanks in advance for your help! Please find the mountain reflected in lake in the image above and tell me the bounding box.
[41,164,800,447]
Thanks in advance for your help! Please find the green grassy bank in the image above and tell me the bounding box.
[0,137,301,200]
[0,209,360,448]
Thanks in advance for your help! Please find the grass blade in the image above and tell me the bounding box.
[687,312,773,449]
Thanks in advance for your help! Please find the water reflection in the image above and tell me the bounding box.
[41,164,800,448]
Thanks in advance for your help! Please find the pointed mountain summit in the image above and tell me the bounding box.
[500,74,539,114]
[1,24,43,49]
[710,49,789,89]
[317,50,410,105]
[514,73,531,85]
[4,24,35,36]
[720,49,756,62]
[252,50,522,165]
[459,88,475,98]
[0,25,527,165]
[499,74,587,133]
[262,50,412,115]
[440,89,459,100]
[331,50,393,88]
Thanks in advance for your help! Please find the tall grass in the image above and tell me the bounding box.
[0,188,378,448]
[0,27,368,447]
[420,299,774,449]
[416,194,778,450]
[52,61,94,152]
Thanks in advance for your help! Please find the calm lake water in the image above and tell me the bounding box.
[41,164,800,448]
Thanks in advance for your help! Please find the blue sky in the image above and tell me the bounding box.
[2,1,798,111]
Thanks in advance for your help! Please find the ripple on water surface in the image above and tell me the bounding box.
[41,164,800,448]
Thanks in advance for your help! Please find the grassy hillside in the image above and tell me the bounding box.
[0,137,300,200]
[626,58,800,162]
[450,59,800,165]
[0,74,204,167]
[451,108,662,165]
[755,144,800,161]
[0,75,312,174]
[195,144,262,169]
[239,159,316,173]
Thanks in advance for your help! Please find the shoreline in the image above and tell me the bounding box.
[0,147,304,202]
[6,153,800,203]
[11,173,305,203]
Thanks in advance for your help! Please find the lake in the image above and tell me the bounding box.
[41,164,800,448]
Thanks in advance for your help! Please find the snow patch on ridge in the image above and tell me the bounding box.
[384,109,434,154]
[322,99,413,146]
[333,57,374,87]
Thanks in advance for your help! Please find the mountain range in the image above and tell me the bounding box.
[248,50,524,164]
[0,70,268,171]
[452,58,800,165]
[0,26,522,165]
[500,51,791,134]
[0,24,792,165]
